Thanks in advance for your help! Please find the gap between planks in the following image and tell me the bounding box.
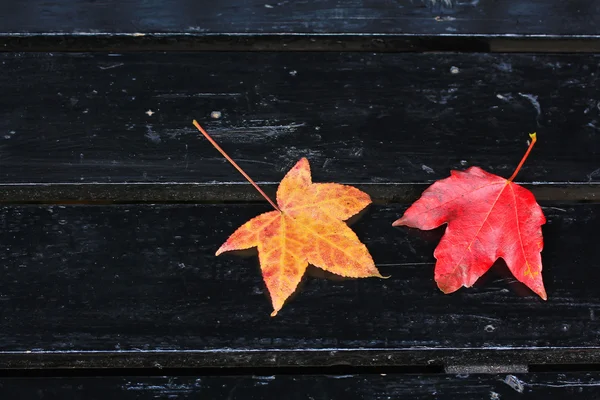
[1,34,600,53]
[0,183,598,204]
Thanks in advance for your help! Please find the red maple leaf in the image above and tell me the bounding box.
[393,133,547,299]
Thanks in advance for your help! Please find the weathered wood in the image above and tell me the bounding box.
[0,373,599,399]
[0,203,598,368]
[0,52,598,202]
[1,1,600,51]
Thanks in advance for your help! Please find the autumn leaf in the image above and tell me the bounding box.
[193,120,383,316]
[393,133,547,299]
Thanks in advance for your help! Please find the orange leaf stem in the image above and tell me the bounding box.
[508,132,538,182]
[193,120,281,212]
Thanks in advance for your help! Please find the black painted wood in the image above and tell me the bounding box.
[0,203,598,368]
[0,373,599,399]
[1,1,600,52]
[0,52,598,202]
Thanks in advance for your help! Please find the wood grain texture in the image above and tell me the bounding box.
[4,0,597,35]
[1,1,600,52]
[0,52,598,202]
[0,203,598,368]
[1,373,599,399]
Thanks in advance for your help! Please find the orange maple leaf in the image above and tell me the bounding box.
[193,121,383,316]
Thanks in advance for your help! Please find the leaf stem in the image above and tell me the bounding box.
[508,132,538,182]
[193,120,281,212]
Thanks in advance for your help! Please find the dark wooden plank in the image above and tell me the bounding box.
[1,52,599,202]
[1,1,600,51]
[0,203,599,368]
[1,373,600,399]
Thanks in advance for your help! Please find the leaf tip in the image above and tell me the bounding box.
[537,287,547,301]
[215,244,227,256]
[270,309,279,317]
[294,157,311,173]
[391,218,405,227]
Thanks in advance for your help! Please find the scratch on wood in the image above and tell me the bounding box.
[541,206,567,212]
[423,0,453,7]
[529,381,600,388]
[207,123,306,144]
[98,63,124,70]
[155,92,242,99]
[503,375,525,393]
[587,121,600,131]
[435,15,456,21]
[145,125,161,143]
[587,167,600,182]
[518,92,542,125]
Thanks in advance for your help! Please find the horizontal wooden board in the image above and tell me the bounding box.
[1,1,600,52]
[0,203,599,368]
[1,373,599,399]
[0,52,599,202]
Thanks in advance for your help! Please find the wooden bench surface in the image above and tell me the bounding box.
[1,202,599,369]
[1,373,599,399]
[3,0,598,35]
[0,52,598,202]
[1,0,600,51]
[1,0,600,398]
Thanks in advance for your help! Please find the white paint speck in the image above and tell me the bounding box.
[145,109,155,116]
[460,160,468,166]
[450,66,460,74]
[484,324,495,332]
[289,70,298,76]
[264,4,274,7]
[422,164,435,174]
[211,111,222,119]
[3,130,15,140]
